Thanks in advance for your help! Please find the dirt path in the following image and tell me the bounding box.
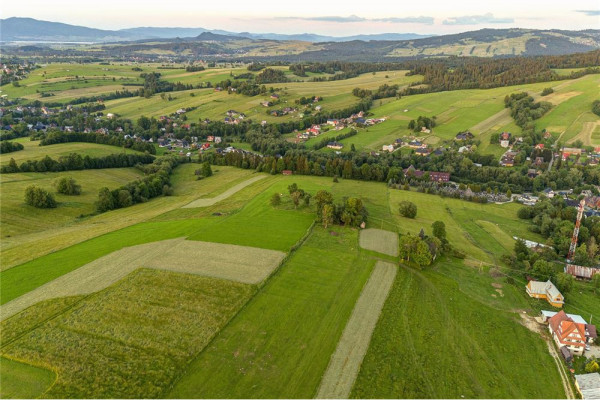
[569,121,600,146]
[182,175,266,208]
[316,261,397,399]
[518,314,574,399]
[1,238,285,320]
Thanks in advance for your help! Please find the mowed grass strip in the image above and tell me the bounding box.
[0,357,55,399]
[2,238,284,320]
[350,264,565,399]
[317,261,397,399]
[0,269,255,398]
[168,227,374,398]
[182,175,266,208]
[359,228,399,256]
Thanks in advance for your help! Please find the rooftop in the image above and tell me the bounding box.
[541,310,587,325]
[575,373,600,400]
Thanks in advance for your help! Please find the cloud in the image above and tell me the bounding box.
[275,15,434,24]
[373,16,434,24]
[443,13,514,25]
[575,10,600,16]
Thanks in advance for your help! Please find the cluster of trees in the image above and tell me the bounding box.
[398,201,417,218]
[54,177,81,195]
[139,72,194,98]
[399,221,451,269]
[195,161,213,179]
[1,153,154,173]
[406,50,600,91]
[295,96,322,105]
[0,141,24,153]
[352,84,400,100]
[408,116,436,132]
[247,63,266,71]
[96,155,183,213]
[185,65,205,72]
[504,92,552,131]
[517,198,600,264]
[254,68,288,84]
[593,100,600,117]
[302,62,405,82]
[24,185,57,208]
[312,130,357,150]
[314,190,367,228]
[541,87,554,96]
[512,240,577,293]
[40,131,156,154]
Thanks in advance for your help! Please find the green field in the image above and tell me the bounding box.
[0,357,55,399]
[0,138,143,165]
[1,167,144,239]
[351,261,565,399]
[0,269,254,398]
[169,227,374,398]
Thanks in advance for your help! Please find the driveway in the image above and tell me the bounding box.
[585,343,600,359]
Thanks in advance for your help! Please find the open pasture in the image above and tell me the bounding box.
[359,228,399,256]
[317,261,397,399]
[169,227,374,398]
[103,70,420,123]
[0,167,144,239]
[0,138,142,165]
[2,237,285,320]
[1,269,254,398]
[350,264,565,398]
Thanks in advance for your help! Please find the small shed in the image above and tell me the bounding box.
[560,346,573,363]
[282,170,293,176]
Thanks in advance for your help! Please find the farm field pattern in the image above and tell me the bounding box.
[1,62,599,399]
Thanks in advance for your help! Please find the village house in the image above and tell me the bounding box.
[574,373,600,400]
[414,147,431,157]
[403,166,450,182]
[455,131,474,141]
[548,311,586,356]
[408,140,423,149]
[327,142,343,150]
[526,280,564,307]
[382,144,394,152]
[270,93,280,100]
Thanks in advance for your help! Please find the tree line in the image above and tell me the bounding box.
[0,141,24,153]
[96,155,185,213]
[1,152,154,173]
[40,131,156,154]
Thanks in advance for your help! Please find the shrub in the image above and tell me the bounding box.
[270,193,281,206]
[541,87,554,96]
[54,177,81,195]
[399,201,417,218]
[24,185,57,208]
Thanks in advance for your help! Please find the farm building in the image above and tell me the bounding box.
[565,264,600,280]
[574,373,600,400]
[327,142,343,150]
[282,170,293,176]
[403,166,450,182]
[549,311,586,356]
[526,280,564,307]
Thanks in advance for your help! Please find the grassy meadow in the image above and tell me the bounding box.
[0,137,143,165]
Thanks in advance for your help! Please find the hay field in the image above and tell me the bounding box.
[1,269,254,398]
[359,228,399,256]
[182,175,266,208]
[317,261,397,399]
[2,238,284,319]
[0,357,55,399]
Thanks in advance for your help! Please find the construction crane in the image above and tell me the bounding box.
[566,199,585,263]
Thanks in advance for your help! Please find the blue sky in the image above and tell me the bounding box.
[4,0,599,35]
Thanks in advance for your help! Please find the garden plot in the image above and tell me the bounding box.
[182,175,266,208]
[2,238,284,320]
[316,261,397,399]
[359,228,399,256]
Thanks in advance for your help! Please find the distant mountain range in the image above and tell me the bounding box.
[0,17,433,43]
[3,18,599,61]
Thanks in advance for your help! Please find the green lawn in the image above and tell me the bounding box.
[169,227,374,398]
[0,357,55,399]
[351,262,565,398]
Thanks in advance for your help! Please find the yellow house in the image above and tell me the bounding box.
[526,280,564,308]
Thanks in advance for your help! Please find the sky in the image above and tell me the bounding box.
[3,0,599,36]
